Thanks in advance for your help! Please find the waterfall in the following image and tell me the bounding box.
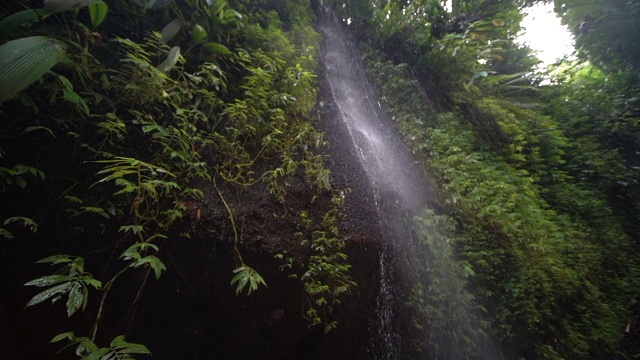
[318,8,505,360]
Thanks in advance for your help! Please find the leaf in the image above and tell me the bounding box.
[119,225,144,235]
[36,254,73,264]
[85,278,102,289]
[24,274,73,287]
[192,24,208,43]
[3,216,38,233]
[88,1,108,28]
[133,256,166,279]
[51,331,75,343]
[110,335,151,354]
[0,36,68,103]
[0,227,13,239]
[160,18,184,43]
[158,46,180,72]
[24,125,56,138]
[202,42,232,55]
[25,282,72,308]
[66,282,83,316]
[0,9,43,42]
[79,206,109,219]
[231,265,266,296]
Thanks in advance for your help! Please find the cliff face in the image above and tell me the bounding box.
[2,36,387,360]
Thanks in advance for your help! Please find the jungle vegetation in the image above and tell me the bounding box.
[0,0,639,359]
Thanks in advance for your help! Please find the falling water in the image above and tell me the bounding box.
[318,8,504,360]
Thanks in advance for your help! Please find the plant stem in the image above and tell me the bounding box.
[91,266,129,341]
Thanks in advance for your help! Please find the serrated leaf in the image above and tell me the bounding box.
[119,225,144,235]
[0,36,68,103]
[25,282,72,308]
[160,18,184,43]
[88,1,108,28]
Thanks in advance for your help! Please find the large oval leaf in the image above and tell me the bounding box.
[0,36,68,103]
[0,9,44,42]
[158,46,180,72]
[192,24,208,43]
[88,1,108,28]
[160,18,184,43]
[202,42,231,55]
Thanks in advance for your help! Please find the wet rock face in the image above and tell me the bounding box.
[118,133,385,359]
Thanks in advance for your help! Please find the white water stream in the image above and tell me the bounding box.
[318,8,505,360]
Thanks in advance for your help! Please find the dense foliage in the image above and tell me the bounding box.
[1,0,639,358]
[330,0,639,358]
[0,0,355,357]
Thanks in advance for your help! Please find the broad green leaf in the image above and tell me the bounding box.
[0,36,68,103]
[88,1,108,28]
[0,9,43,42]
[202,42,231,55]
[160,18,184,43]
[192,24,208,43]
[158,46,180,72]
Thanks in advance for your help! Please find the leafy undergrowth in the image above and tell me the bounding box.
[0,0,355,358]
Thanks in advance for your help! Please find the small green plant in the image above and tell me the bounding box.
[51,333,150,359]
[230,265,267,296]
[294,208,355,332]
[24,255,102,317]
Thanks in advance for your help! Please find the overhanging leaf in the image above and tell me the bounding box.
[25,282,72,308]
[158,46,180,72]
[192,24,208,43]
[0,9,43,42]
[0,36,68,103]
[160,18,184,43]
[88,1,108,28]
[202,42,231,55]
